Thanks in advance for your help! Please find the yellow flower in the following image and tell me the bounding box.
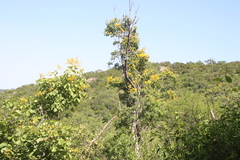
[120,27,125,32]
[142,47,146,51]
[167,90,171,94]
[66,58,75,65]
[119,90,124,94]
[144,80,151,84]
[81,85,88,89]
[49,87,54,91]
[128,88,137,93]
[66,58,80,66]
[48,72,53,76]
[143,69,149,73]
[107,76,113,83]
[113,77,119,81]
[57,65,62,69]
[39,73,45,78]
[68,75,77,81]
[35,91,43,96]
[150,75,160,80]
[115,23,121,26]
[137,53,148,58]
[71,149,79,153]
[20,98,28,103]
[167,70,173,74]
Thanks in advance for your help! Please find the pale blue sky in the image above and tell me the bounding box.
[0,0,239,89]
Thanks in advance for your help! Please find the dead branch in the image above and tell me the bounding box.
[210,109,216,120]
[86,116,116,152]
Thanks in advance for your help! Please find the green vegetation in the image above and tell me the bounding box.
[0,12,240,160]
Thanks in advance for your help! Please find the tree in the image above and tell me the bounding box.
[104,10,176,159]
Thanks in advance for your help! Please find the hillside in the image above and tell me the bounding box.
[1,60,239,116]
[1,60,240,159]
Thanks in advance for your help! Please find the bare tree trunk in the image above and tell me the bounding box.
[132,109,140,157]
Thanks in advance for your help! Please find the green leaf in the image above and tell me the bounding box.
[213,78,222,82]
[22,134,28,139]
[225,75,232,83]
[36,138,44,143]
[0,142,8,148]
[52,146,57,152]
[15,140,21,145]
[53,108,58,112]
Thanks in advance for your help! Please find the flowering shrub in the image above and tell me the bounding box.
[0,58,88,159]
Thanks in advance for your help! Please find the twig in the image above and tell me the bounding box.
[210,109,216,120]
[86,116,116,152]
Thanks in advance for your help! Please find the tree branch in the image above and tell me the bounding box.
[210,109,216,120]
[123,16,137,89]
[86,116,116,152]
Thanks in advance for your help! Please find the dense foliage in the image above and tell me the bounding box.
[0,13,240,159]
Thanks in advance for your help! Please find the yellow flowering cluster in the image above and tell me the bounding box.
[166,70,174,74]
[48,72,53,76]
[66,58,81,66]
[107,76,113,83]
[67,58,75,64]
[121,37,128,45]
[57,65,62,69]
[68,75,77,81]
[145,80,151,84]
[150,75,160,80]
[29,121,34,124]
[167,89,177,100]
[158,69,177,79]
[137,53,148,58]
[136,52,149,61]
[71,149,79,153]
[120,27,125,32]
[81,85,88,89]
[114,23,125,32]
[35,91,43,96]
[39,73,45,78]
[20,98,28,103]
[129,88,137,93]
[107,76,122,83]
[167,90,174,95]
[128,72,132,76]
[143,69,149,73]
[49,87,54,91]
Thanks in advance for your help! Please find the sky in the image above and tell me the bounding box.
[0,0,239,89]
